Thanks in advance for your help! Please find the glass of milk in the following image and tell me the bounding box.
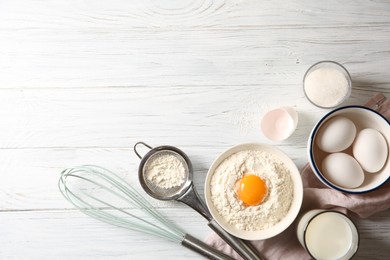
[297,209,359,260]
[303,61,352,108]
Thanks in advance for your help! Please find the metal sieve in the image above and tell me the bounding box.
[136,144,193,201]
[134,142,263,260]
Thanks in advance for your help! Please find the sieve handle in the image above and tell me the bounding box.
[208,219,264,260]
[182,234,235,260]
[134,142,152,159]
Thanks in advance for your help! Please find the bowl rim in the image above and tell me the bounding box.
[204,142,303,240]
[308,105,390,194]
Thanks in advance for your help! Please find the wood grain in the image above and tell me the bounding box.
[0,209,210,260]
[0,0,389,259]
[0,86,386,149]
[0,27,389,88]
[0,1,389,88]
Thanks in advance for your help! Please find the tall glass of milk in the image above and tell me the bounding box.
[297,209,359,260]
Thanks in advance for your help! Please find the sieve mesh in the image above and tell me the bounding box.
[142,150,190,198]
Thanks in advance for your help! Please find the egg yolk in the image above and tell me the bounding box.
[236,175,268,206]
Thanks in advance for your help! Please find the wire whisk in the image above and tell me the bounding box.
[58,165,233,260]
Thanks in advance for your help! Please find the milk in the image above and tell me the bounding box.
[297,210,359,260]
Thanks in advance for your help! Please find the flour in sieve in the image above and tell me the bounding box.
[210,150,294,231]
[145,153,186,189]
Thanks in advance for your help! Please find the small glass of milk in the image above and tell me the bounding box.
[303,61,352,108]
[297,209,359,260]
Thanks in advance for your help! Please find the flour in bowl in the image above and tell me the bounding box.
[210,150,294,231]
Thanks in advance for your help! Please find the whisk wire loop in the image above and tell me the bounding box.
[58,165,185,242]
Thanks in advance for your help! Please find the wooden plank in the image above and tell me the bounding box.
[0,26,389,88]
[0,209,389,259]
[0,86,387,149]
[0,209,210,260]
[1,0,389,30]
[355,211,390,259]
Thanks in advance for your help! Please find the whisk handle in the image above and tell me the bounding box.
[182,234,235,260]
[208,220,264,260]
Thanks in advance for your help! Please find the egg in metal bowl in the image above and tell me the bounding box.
[204,143,303,240]
[308,106,390,193]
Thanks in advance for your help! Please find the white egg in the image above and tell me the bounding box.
[353,128,388,173]
[316,116,357,153]
[322,153,364,189]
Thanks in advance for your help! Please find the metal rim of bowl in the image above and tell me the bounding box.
[308,105,390,194]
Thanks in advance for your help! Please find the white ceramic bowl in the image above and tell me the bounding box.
[204,143,303,240]
[308,106,390,193]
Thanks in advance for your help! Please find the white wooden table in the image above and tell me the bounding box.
[1,0,389,259]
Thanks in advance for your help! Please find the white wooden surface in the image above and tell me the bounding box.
[0,0,389,259]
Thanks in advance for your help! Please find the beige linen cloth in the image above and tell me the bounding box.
[205,93,390,260]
